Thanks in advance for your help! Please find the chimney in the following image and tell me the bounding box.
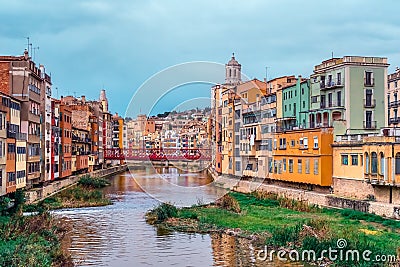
[81,95,86,103]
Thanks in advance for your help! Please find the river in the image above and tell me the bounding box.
[56,166,304,267]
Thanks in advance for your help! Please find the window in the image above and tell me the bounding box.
[290,140,295,147]
[371,152,377,174]
[341,155,348,165]
[396,153,400,175]
[279,138,286,149]
[235,161,241,171]
[380,152,384,175]
[298,159,302,174]
[313,136,318,149]
[311,96,318,103]
[351,155,358,166]
[303,138,308,149]
[365,153,370,174]
[283,158,287,172]
[305,159,310,174]
[365,71,373,86]
[313,159,319,175]
[289,159,293,173]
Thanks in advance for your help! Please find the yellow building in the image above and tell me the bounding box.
[237,79,266,178]
[332,134,400,204]
[221,87,235,175]
[272,127,333,187]
[15,140,27,189]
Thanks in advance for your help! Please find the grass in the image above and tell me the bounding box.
[149,191,400,266]
[25,177,112,212]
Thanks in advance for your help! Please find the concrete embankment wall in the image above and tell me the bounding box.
[208,168,400,219]
[25,165,128,204]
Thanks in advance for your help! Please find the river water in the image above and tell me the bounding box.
[56,166,303,267]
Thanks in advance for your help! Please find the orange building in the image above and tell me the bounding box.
[60,104,72,178]
[272,127,333,187]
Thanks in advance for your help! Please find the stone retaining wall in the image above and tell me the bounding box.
[209,168,400,219]
[25,165,128,204]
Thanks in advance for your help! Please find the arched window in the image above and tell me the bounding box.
[365,152,369,174]
[229,69,232,77]
[396,153,400,175]
[380,152,385,175]
[371,152,377,174]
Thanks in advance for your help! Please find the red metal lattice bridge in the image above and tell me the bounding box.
[104,148,211,161]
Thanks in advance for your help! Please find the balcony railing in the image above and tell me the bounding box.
[363,120,377,129]
[320,78,344,90]
[389,100,400,108]
[389,117,400,124]
[6,131,27,140]
[364,99,376,108]
[326,101,344,108]
[364,78,374,87]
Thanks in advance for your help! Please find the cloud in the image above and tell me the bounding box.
[0,0,399,115]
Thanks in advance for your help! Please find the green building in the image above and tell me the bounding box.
[309,56,388,137]
[279,76,310,131]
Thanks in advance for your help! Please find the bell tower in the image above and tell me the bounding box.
[225,53,242,85]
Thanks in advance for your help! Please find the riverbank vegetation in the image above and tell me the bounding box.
[0,190,74,267]
[147,191,400,266]
[25,176,112,211]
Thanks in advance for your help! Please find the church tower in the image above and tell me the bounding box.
[225,53,242,85]
[99,89,109,112]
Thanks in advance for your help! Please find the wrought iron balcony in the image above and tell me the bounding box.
[364,78,374,87]
[363,120,377,129]
[320,78,344,90]
[364,99,376,108]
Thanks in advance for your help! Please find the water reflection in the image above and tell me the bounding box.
[57,167,303,266]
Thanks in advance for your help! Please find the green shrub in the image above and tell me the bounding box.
[147,203,178,224]
[78,176,111,188]
[215,194,241,213]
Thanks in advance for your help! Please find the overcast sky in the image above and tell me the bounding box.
[1,0,399,116]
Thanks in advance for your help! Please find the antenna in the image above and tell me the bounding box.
[25,37,31,55]
[56,87,59,99]
[332,51,334,59]
[33,46,39,61]
[265,66,269,82]
[73,91,77,97]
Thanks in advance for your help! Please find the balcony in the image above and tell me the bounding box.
[364,99,376,108]
[6,131,26,140]
[389,117,400,124]
[243,169,258,177]
[389,100,400,108]
[326,101,344,108]
[28,134,40,143]
[320,78,344,90]
[16,132,27,140]
[363,120,377,129]
[27,171,40,180]
[28,155,40,162]
[28,112,41,123]
[364,78,374,87]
